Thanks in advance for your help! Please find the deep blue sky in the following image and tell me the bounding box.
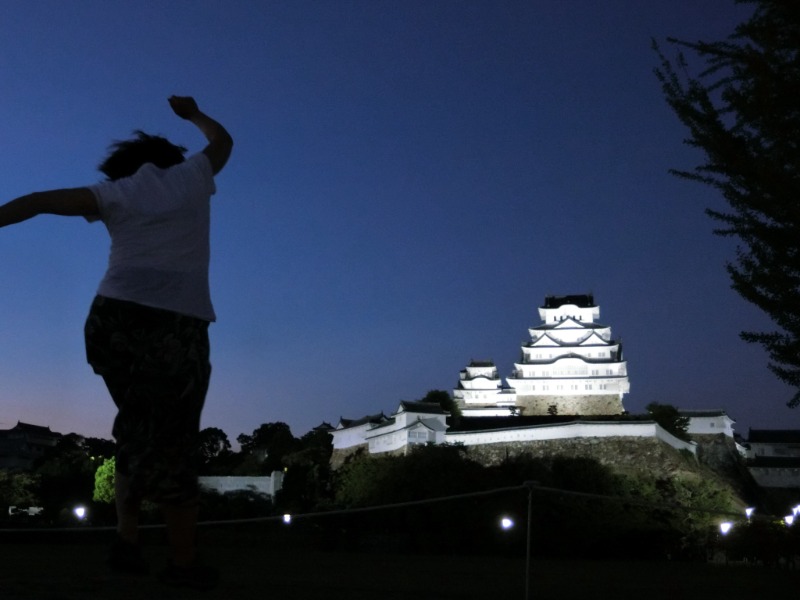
[1,1,796,444]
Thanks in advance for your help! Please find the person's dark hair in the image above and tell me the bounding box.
[98,130,187,181]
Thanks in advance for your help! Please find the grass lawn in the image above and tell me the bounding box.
[2,525,799,600]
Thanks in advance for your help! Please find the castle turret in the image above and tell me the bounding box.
[453,360,517,416]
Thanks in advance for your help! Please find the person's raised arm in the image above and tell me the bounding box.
[168,96,233,175]
[0,188,98,229]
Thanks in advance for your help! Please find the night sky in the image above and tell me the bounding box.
[1,0,797,445]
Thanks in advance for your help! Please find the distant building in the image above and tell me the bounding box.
[0,422,61,470]
[363,401,448,455]
[745,429,800,489]
[679,409,737,438]
[454,294,630,417]
[747,429,800,460]
[332,413,389,454]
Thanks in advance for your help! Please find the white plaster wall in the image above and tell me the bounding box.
[539,304,599,323]
[686,415,734,437]
[748,467,800,489]
[199,473,283,497]
[748,442,800,458]
[333,424,373,449]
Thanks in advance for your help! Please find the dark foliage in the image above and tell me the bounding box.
[237,422,298,473]
[655,0,800,406]
[646,402,691,440]
[330,447,735,559]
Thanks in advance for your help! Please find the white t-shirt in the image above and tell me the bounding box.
[88,153,217,321]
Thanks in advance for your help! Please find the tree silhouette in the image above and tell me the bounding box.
[655,1,800,406]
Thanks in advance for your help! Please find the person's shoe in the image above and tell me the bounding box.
[108,535,149,575]
[159,560,219,591]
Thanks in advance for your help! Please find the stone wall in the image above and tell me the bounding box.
[462,436,694,475]
[515,394,624,416]
[330,444,369,470]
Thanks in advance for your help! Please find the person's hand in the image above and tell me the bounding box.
[168,96,199,120]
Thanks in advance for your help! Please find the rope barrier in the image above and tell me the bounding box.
[0,480,750,534]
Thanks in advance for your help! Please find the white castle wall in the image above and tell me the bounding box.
[199,473,284,498]
[748,467,800,489]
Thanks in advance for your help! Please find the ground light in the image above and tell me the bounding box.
[73,506,87,520]
[500,516,514,530]
[283,514,292,525]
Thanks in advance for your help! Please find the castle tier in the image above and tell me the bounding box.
[507,294,629,415]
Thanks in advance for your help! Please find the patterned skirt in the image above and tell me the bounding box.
[84,295,211,505]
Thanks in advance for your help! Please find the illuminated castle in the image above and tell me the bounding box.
[455,294,629,417]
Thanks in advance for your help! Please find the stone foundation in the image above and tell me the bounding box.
[463,436,692,475]
[515,394,624,416]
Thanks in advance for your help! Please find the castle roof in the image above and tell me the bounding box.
[9,422,56,434]
[748,429,800,444]
[468,360,496,368]
[528,331,614,348]
[514,352,623,368]
[533,319,609,332]
[747,456,800,468]
[337,413,387,430]
[447,414,651,433]
[678,409,734,420]
[397,401,448,415]
[541,294,595,309]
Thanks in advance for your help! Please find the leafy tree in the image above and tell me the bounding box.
[646,402,690,440]
[275,429,335,512]
[81,436,115,459]
[198,426,235,474]
[0,470,40,509]
[93,457,116,504]
[199,427,231,461]
[655,1,800,406]
[34,434,98,513]
[237,422,298,472]
[420,389,462,421]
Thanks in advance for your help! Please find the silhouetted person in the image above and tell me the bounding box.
[0,96,233,590]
